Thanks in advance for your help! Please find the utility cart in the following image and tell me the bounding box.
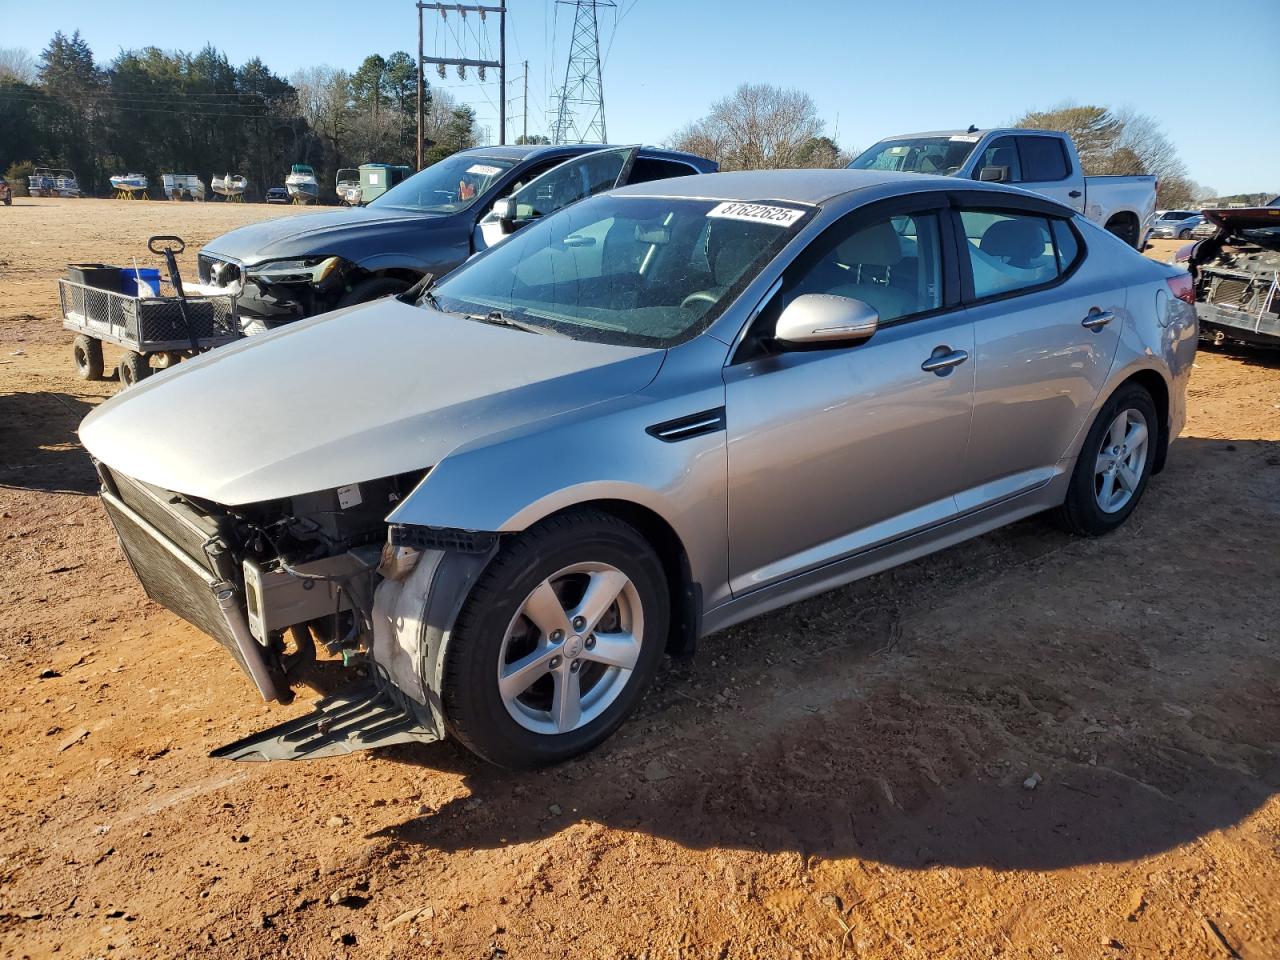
[59,236,241,386]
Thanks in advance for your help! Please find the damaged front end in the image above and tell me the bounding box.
[1192,208,1280,347]
[96,462,491,760]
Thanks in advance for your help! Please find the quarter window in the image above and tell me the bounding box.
[1017,136,1070,182]
[959,210,1062,299]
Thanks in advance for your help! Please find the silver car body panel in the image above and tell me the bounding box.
[79,301,661,505]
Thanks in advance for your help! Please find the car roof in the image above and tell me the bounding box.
[458,143,716,171]
[610,168,970,205]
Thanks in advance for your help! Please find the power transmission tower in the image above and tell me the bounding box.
[416,1,508,168]
[551,0,614,145]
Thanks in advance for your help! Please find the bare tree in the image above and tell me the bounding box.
[668,83,836,171]
[0,47,37,83]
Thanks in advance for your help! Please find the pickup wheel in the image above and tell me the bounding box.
[1051,383,1157,537]
[72,335,104,380]
[1104,214,1141,249]
[442,509,670,769]
[335,276,410,309]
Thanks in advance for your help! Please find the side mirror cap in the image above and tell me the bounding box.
[775,294,879,346]
[978,165,1009,183]
[492,197,517,233]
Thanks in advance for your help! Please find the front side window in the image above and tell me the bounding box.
[368,154,516,214]
[783,211,943,323]
[494,147,635,223]
[1017,136,1069,181]
[431,195,811,347]
[975,137,1022,182]
[960,210,1062,299]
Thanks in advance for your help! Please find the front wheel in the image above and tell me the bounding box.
[442,510,670,768]
[116,351,151,387]
[1051,384,1158,536]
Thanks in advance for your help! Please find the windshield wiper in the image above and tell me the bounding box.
[469,309,566,337]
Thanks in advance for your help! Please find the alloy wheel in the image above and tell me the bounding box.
[497,562,644,735]
[1094,408,1150,514]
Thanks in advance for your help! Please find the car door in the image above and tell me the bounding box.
[952,204,1124,511]
[723,198,975,595]
[473,146,639,253]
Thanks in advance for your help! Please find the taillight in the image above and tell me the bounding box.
[1167,273,1195,304]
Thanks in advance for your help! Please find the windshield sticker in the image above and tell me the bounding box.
[467,164,503,177]
[707,201,804,227]
[949,134,980,143]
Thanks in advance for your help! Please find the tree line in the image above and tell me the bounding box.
[0,33,484,200]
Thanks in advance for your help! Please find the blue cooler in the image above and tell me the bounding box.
[121,267,162,298]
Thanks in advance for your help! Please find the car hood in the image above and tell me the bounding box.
[79,300,663,505]
[1204,207,1280,233]
[201,205,451,265]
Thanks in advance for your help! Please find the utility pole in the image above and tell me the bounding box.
[523,59,528,144]
[551,1,613,145]
[416,1,509,164]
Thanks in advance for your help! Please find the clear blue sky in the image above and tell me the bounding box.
[5,0,1278,194]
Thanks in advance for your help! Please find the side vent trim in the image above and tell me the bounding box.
[646,407,726,443]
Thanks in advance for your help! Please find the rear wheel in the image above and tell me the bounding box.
[1051,384,1157,536]
[1105,214,1140,249]
[335,276,410,309]
[116,351,151,387]
[72,335,104,380]
[442,509,670,768]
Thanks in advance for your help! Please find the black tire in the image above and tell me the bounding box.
[2,197,10,206]
[1178,229,1190,240]
[72,335,104,380]
[443,509,670,768]
[1051,383,1158,536]
[335,275,411,309]
[1105,216,1140,249]
[116,351,151,387]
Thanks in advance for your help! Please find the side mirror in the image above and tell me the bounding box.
[492,197,518,234]
[775,294,879,346]
[978,165,1009,183]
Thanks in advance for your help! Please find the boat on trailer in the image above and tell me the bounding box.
[110,173,149,199]
[162,173,206,201]
[29,168,81,198]
[336,168,360,204]
[211,173,249,201]
[285,164,319,205]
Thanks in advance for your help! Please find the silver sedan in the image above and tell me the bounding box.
[81,169,1198,767]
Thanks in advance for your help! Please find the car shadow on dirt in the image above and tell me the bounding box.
[0,390,100,494]
[367,436,1280,873]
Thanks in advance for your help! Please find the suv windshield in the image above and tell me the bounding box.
[429,194,812,347]
[368,154,516,214]
[849,137,977,175]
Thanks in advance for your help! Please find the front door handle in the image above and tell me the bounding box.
[1068,189,1082,199]
[1082,309,1115,330]
[921,346,969,375]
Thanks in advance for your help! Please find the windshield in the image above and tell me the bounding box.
[368,154,516,214]
[429,194,812,347]
[848,137,978,175]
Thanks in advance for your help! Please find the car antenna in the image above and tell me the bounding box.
[967,124,979,134]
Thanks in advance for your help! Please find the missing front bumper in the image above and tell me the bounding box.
[209,683,439,761]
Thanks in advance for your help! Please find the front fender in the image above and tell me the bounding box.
[387,375,732,609]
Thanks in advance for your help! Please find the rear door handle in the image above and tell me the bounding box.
[921,347,969,375]
[1082,309,1114,330]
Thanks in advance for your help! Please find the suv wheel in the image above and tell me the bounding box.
[442,510,670,768]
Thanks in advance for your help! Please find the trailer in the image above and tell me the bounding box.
[59,237,241,387]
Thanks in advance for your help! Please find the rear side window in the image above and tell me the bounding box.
[628,157,699,184]
[1051,219,1081,272]
[1017,136,1069,182]
[960,210,1061,299]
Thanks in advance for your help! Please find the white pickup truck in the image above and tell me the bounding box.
[849,128,1157,248]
